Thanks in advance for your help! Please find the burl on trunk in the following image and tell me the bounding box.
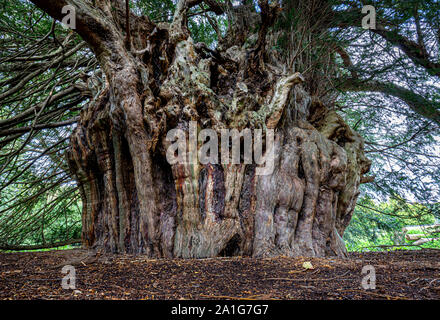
[59,0,371,258]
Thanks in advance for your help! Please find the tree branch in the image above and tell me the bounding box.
[29,0,118,57]
[332,8,440,78]
[0,118,79,138]
[339,78,440,125]
[372,26,440,78]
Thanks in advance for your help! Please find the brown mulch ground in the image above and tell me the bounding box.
[0,249,439,300]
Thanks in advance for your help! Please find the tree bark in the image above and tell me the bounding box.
[32,0,371,258]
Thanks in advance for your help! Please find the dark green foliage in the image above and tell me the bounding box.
[344,197,440,251]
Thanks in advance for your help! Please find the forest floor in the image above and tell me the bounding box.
[0,248,439,300]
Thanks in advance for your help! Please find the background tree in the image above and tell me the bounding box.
[0,0,438,257]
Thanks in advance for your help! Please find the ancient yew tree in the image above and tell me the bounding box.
[1,0,439,257]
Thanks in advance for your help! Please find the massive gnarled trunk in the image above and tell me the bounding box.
[30,0,372,258]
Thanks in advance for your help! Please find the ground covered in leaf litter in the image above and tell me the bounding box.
[0,249,439,300]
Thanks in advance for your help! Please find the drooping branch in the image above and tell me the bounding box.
[0,42,85,101]
[332,8,440,78]
[29,0,107,54]
[372,26,440,78]
[0,87,81,129]
[339,78,440,125]
[0,118,79,138]
[29,0,133,59]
